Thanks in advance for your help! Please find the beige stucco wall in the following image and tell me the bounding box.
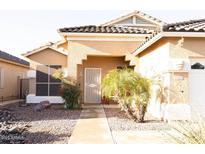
[169,37,205,58]
[57,42,68,49]
[136,39,172,117]
[137,37,205,104]
[169,37,205,104]
[68,40,141,56]
[136,37,194,119]
[27,48,67,68]
[67,40,141,78]
[26,48,68,95]
[0,60,28,101]
[169,72,188,104]
[29,78,36,94]
[138,38,170,77]
[25,39,142,96]
[77,56,130,102]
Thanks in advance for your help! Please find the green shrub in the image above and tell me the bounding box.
[102,67,151,122]
[61,83,81,109]
[51,68,81,109]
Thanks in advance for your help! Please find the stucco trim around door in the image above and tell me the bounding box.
[84,68,101,104]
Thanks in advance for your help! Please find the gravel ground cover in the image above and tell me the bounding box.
[104,106,174,143]
[104,107,171,131]
[0,102,81,144]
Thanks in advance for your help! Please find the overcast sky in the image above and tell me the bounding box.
[0,10,205,58]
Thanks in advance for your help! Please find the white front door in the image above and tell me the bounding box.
[84,68,101,103]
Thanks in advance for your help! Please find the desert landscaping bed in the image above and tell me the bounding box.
[104,107,171,131]
[104,106,173,143]
[0,102,81,144]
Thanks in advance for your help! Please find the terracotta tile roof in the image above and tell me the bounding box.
[0,50,29,66]
[163,19,205,32]
[133,19,205,55]
[58,25,155,34]
[134,31,161,51]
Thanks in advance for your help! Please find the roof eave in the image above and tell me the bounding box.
[59,32,151,37]
[132,33,163,56]
[59,32,151,42]
[0,58,29,68]
[132,32,205,56]
[22,46,68,57]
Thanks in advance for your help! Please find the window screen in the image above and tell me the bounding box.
[36,65,62,96]
[36,65,48,82]
[49,84,61,96]
[50,65,62,83]
[36,84,48,96]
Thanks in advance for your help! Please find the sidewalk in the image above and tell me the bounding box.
[69,104,114,144]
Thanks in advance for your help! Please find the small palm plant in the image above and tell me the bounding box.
[102,67,151,122]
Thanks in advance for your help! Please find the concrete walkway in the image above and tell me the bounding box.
[69,104,114,144]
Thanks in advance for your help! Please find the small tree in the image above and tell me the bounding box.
[102,68,151,122]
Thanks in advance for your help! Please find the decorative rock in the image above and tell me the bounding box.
[0,109,30,144]
[34,100,51,112]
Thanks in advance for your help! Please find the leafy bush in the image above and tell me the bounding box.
[102,68,151,122]
[52,68,81,109]
[61,83,81,109]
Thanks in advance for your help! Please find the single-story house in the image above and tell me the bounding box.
[0,50,29,101]
[23,11,164,104]
[22,10,205,120]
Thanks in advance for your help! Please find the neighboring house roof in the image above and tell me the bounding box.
[0,50,29,66]
[51,39,67,48]
[101,10,165,27]
[163,19,205,32]
[58,25,155,34]
[132,19,205,56]
[23,42,68,57]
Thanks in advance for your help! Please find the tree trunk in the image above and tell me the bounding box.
[138,104,147,122]
[123,104,137,121]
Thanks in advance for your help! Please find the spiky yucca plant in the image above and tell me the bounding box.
[102,68,151,122]
[167,119,205,144]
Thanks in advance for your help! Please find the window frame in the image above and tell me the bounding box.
[36,65,62,96]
